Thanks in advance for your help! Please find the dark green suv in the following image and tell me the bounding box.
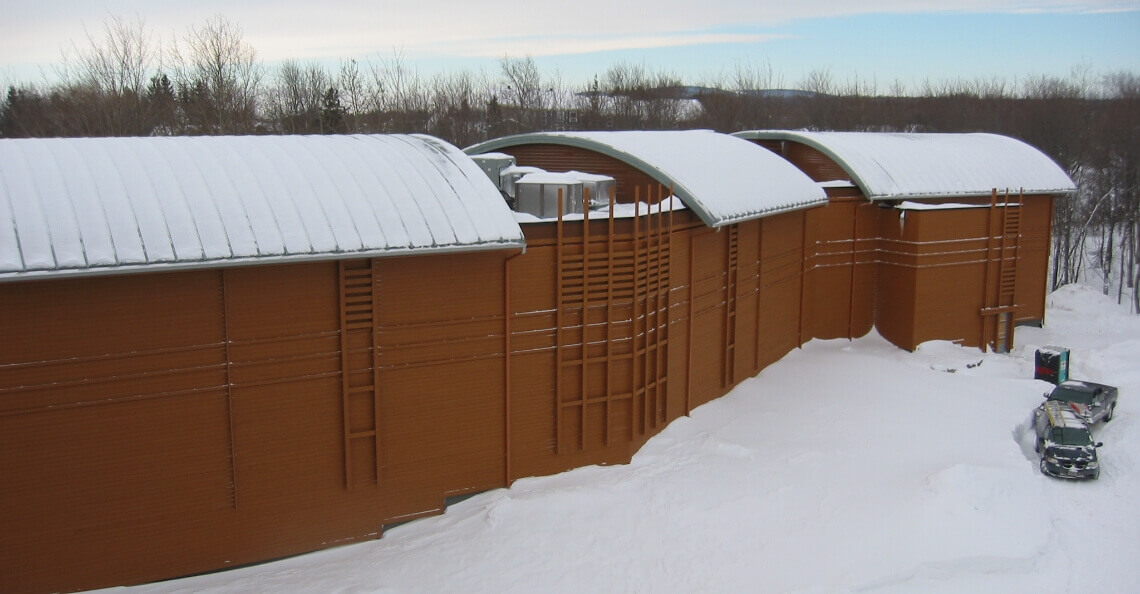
[1033,400,1102,480]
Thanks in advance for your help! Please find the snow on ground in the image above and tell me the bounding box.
[102,284,1139,593]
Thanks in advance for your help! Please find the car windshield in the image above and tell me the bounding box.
[1050,385,1093,405]
[1049,427,1092,446]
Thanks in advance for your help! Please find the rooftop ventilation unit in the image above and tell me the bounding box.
[470,153,516,187]
[570,171,616,209]
[515,172,585,218]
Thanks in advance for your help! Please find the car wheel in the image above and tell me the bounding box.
[1105,403,1115,422]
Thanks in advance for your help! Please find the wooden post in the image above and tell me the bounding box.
[555,189,564,453]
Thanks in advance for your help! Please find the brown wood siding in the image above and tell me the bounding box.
[0,257,509,593]
[875,208,919,349]
[757,211,807,369]
[0,264,383,593]
[734,219,762,381]
[874,196,1044,350]
[750,138,876,343]
[374,252,508,517]
[800,197,879,341]
[1015,196,1054,324]
[1,271,230,592]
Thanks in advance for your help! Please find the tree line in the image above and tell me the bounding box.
[2,16,1137,313]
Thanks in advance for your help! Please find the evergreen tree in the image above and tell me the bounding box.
[320,86,347,133]
[145,74,177,135]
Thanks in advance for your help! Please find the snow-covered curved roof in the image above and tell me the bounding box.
[733,131,1076,200]
[0,134,524,281]
[467,130,826,227]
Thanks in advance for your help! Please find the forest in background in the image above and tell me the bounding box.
[2,16,1137,312]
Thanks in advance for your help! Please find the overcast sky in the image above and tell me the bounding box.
[2,1,1138,90]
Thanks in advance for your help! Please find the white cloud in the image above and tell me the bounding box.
[472,33,792,58]
[237,0,1140,60]
[1,0,1136,68]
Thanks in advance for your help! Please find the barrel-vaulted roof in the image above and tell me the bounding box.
[733,130,1076,200]
[466,130,827,228]
[0,134,524,281]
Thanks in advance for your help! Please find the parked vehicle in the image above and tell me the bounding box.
[1045,380,1118,425]
[1033,401,1102,479]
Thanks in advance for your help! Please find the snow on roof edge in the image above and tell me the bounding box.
[467,131,827,228]
[0,238,525,284]
[734,130,1077,200]
[0,134,526,280]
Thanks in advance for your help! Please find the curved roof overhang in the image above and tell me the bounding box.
[0,134,525,282]
[733,130,1076,201]
[467,130,826,228]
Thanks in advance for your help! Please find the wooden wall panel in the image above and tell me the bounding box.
[0,271,225,364]
[1,271,232,593]
[374,252,508,515]
[689,229,729,408]
[1016,196,1054,324]
[912,263,987,347]
[734,219,762,381]
[875,208,918,350]
[757,211,806,369]
[0,393,233,592]
[851,202,881,337]
[667,225,693,420]
[912,207,990,348]
[802,199,859,340]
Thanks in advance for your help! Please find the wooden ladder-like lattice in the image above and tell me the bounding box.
[723,224,740,387]
[637,188,671,436]
[981,190,1023,352]
[554,186,672,453]
[339,260,381,488]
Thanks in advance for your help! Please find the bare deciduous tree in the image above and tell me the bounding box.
[170,15,262,134]
[267,60,332,133]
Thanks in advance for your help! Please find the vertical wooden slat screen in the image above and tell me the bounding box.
[552,183,673,454]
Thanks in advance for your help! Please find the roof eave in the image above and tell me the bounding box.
[0,239,526,284]
[735,130,1078,200]
[867,188,1077,201]
[707,197,829,227]
[467,133,731,227]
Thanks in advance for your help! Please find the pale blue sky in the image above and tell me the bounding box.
[1,1,1137,91]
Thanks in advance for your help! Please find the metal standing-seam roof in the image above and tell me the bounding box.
[466,130,827,227]
[733,130,1076,200]
[0,134,525,282]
